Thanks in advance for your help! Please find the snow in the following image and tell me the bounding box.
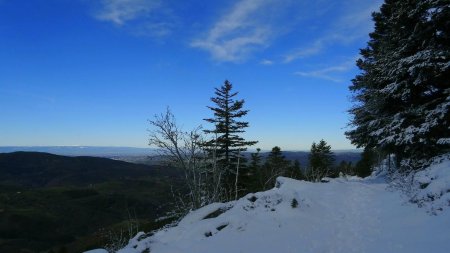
[437,138,450,145]
[83,250,108,253]
[108,162,450,253]
[411,156,450,213]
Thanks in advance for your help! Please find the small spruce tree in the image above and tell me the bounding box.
[286,160,304,180]
[261,146,292,189]
[243,148,263,193]
[307,140,335,182]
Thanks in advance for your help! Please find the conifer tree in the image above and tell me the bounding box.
[204,80,257,199]
[355,148,377,178]
[250,148,263,169]
[337,160,355,176]
[204,80,257,167]
[261,146,292,189]
[346,0,450,168]
[286,160,304,180]
[243,148,263,193]
[307,140,335,182]
[265,146,290,170]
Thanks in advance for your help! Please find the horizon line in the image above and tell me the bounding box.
[0,145,361,153]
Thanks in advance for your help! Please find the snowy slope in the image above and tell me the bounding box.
[411,156,450,213]
[95,159,450,253]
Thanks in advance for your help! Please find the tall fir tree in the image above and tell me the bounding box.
[346,0,450,168]
[204,80,257,198]
[204,80,257,166]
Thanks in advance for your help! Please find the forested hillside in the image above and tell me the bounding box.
[0,152,182,253]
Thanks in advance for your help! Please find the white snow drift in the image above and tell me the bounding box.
[88,157,450,253]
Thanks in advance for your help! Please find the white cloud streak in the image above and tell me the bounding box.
[284,40,324,63]
[294,58,356,82]
[95,0,160,25]
[191,0,274,62]
[260,59,274,65]
[93,0,175,38]
[131,21,173,37]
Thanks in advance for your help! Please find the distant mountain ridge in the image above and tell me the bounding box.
[0,147,362,167]
[0,151,178,188]
[0,146,155,157]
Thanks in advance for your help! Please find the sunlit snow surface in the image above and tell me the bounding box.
[108,159,450,253]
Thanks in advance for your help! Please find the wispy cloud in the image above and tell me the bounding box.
[131,21,173,38]
[294,58,357,82]
[95,0,160,25]
[284,1,382,63]
[260,59,274,65]
[93,0,174,38]
[284,40,324,63]
[191,0,276,62]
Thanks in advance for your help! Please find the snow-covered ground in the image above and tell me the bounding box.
[91,158,450,253]
[411,156,450,213]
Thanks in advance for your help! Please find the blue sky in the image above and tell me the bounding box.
[0,0,382,150]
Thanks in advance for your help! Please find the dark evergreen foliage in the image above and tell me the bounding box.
[355,148,377,178]
[250,148,263,169]
[204,80,257,199]
[204,80,258,167]
[256,146,304,190]
[261,146,291,189]
[286,160,304,180]
[337,160,355,176]
[241,147,305,192]
[265,147,291,175]
[346,0,450,168]
[241,148,263,193]
[307,140,335,182]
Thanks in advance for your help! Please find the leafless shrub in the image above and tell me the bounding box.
[148,108,224,211]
